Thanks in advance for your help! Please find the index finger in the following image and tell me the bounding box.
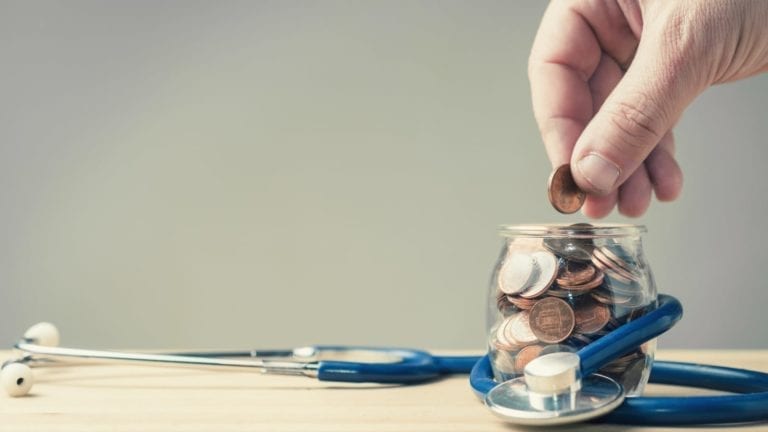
[528,1,601,168]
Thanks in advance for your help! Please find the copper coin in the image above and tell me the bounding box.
[597,246,638,279]
[591,249,633,284]
[600,243,636,272]
[593,248,637,282]
[495,312,538,350]
[519,250,558,298]
[574,298,611,334]
[559,270,605,291]
[514,345,544,372]
[600,246,631,269]
[529,297,576,343]
[556,261,596,286]
[590,252,609,272]
[590,250,623,282]
[547,287,582,298]
[494,317,518,350]
[547,164,586,214]
[590,288,612,304]
[591,288,632,305]
[507,295,537,310]
[498,252,538,295]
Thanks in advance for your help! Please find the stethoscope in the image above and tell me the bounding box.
[3,295,768,426]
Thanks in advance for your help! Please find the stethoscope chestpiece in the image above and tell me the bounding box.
[484,352,625,426]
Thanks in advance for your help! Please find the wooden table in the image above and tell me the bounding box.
[1,350,766,431]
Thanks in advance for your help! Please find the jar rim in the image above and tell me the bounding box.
[498,223,646,239]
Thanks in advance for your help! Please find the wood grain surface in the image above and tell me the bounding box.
[1,350,766,432]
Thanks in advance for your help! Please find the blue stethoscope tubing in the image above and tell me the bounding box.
[469,294,768,425]
[10,294,768,425]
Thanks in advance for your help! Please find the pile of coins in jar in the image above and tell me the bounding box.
[489,224,655,393]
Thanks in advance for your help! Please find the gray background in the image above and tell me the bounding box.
[1,1,766,351]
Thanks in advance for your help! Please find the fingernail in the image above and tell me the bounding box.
[576,153,620,193]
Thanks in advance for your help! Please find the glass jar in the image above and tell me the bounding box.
[487,223,657,396]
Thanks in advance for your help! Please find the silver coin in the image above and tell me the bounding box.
[519,250,558,298]
[498,253,536,295]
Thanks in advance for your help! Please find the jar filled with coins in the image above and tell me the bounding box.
[487,224,657,396]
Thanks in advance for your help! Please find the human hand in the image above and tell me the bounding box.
[529,0,768,217]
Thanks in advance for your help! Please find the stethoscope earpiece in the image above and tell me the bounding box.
[1,321,60,397]
[23,322,60,348]
[1,362,33,397]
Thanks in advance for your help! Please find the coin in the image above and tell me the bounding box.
[529,297,575,343]
[492,226,657,391]
[498,253,537,294]
[556,261,596,286]
[568,222,594,229]
[605,278,642,296]
[601,352,643,373]
[519,250,558,298]
[492,350,517,375]
[543,237,594,262]
[600,243,637,270]
[496,292,517,315]
[495,312,538,350]
[591,249,633,284]
[547,164,586,214]
[509,311,538,346]
[600,246,631,270]
[567,333,594,348]
[507,295,537,310]
[619,357,647,393]
[546,287,582,298]
[573,298,610,334]
[591,288,632,305]
[494,318,517,351]
[563,272,605,291]
[514,345,544,372]
[594,247,638,282]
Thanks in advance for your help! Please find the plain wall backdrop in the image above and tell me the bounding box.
[1,1,767,351]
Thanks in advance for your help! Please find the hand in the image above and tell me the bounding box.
[529,0,768,217]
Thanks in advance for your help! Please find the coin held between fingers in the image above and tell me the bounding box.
[548,164,586,214]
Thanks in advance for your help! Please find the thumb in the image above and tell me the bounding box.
[570,41,703,195]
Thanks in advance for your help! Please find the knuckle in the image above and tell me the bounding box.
[603,97,664,150]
